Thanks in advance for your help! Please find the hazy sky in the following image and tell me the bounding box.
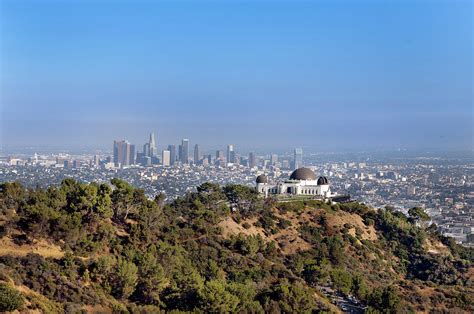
[1,0,472,152]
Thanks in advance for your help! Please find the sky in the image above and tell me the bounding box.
[0,0,472,153]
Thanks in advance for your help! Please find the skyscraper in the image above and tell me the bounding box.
[181,139,189,164]
[271,154,278,165]
[143,143,150,157]
[149,132,157,157]
[227,144,234,163]
[216,150,224,161]
[113,140,134,167]
[294,148,303,170]
[167,145,176,165]
[249,152,256,168]
[162,150,170,167]
[93,155,100,166]
[130,144,136,165]
[194,144,200,164]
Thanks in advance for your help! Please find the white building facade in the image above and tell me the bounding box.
[256,167,335,198]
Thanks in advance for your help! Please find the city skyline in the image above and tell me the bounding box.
[112,131,305,169]
[1,0,472,151]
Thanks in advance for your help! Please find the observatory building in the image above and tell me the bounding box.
[256,167,336,198]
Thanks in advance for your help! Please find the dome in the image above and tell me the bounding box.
[256,174,268,184]
[289,167,317,181]
[317,176,329,185]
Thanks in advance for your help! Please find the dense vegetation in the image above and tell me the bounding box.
[0,179,472,313]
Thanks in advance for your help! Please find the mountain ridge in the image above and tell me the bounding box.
[0,179,472,313]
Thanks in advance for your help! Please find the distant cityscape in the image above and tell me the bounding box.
[110,133,304,170]
[0,132,472,247]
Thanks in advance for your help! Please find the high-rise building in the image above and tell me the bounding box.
[114,140,134,167]
[149,133,157,157]
[194,144,200,164]
[130,144,136,165]
[143,143,150,157]
[93,155,100,166]
[294,148,303,170]
[167,145,176,165]
[216,150,224,161]
[271,154,278,165]
[227,144,234,163]
[162,150,170,167]
[181,139,189,164]
[249,152,257,168]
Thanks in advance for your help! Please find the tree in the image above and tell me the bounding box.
[408,207,430,227]
[111,178,145,221]
[368,286,400,312]
[330,269,353,295]
[223,184,259,215]
[113,259,138,299]
[135,250,168,304]
[302,264,329,286]
[95,183,113,218]
[199,280,240,313]
[0,283,24,312]
[352,273,368,300]
[274,282,317,313]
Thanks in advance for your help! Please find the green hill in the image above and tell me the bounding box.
[0,179,472,313]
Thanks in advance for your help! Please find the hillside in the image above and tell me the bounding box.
[0,179,472,313]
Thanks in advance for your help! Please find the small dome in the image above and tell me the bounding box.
[256,174,268,184]
[289,167,316,181]
[317,176,329,185]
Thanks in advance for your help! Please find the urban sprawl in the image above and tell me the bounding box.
[1,133,472,247]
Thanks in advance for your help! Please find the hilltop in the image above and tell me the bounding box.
[0,179,472,313]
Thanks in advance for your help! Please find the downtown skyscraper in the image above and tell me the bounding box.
[227,144,235,163]
[113,140,135,167]
[180,139,189,164]
[294,148,303,170]
[248,151,256,168]
[167,145,176,165]
[148,132,157,157]
[194,144,200,164]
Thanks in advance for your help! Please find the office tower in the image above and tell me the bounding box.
[130,144,135,165]
[248,152,256,168]
[142,156,151,167]
[162,150,171,167]
[178,145,183,163]
[181,139,189,164]
[294,148,303,170]
[143,143,150,157]
[227,144,234,163]
[167,145,176,165]
[216,150,224,161]
[93,155,100,166]
[207,155,212,164]
[271,154,278,165]
[194,144,200,164]
[234,153,241,166]
[113,140,133,167]
[149,132,157,157]
[64,160,73,169]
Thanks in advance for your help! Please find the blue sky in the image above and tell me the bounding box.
[1,0,472,152]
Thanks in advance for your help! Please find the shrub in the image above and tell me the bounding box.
[0,283,24,312]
